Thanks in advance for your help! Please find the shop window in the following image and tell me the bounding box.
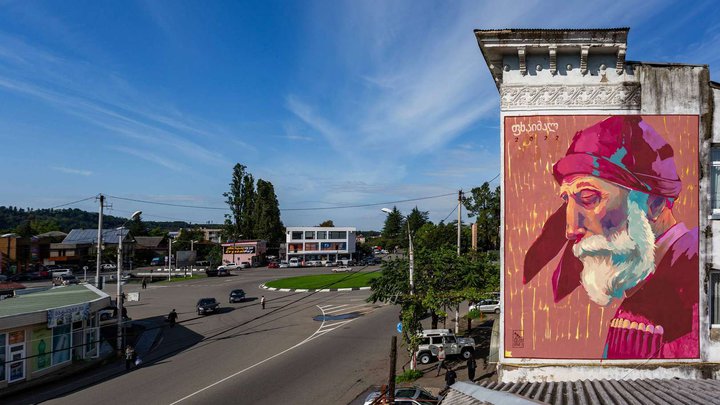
[291,231,303,240]
[329,231,346,239]
[712,147,720,212]
[711,272,720,326]
[305,242,319,251]
[317,231,327,239]
[52,324,71,365]
[31,327,52,372]
[0,333,5,381]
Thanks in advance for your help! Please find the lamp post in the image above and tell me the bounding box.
[117,210,141,356]
[168,237,175,281]
[381,208,416,370]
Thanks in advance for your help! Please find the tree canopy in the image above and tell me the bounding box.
[463,182,501,251]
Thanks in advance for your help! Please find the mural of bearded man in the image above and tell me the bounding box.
[523,116,699,359]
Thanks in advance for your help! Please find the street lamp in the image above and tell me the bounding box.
[117,210,141,355]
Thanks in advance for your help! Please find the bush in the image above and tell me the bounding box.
[396,369,423,383]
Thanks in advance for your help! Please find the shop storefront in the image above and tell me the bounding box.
[221,240,267,267]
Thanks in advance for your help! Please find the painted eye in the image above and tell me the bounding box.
[578,190,601,206]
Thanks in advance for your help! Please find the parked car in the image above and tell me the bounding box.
[239,262,251,269]
[9,273,33,282]
[278,261,289,268]
[218,263,241,271]
[469,299,500,314]
[331,265,353,273]
[100,263,117,270]
[363,387,439,405]
[288,258,300,268]
[217,268,230,277]
[205,268,219,277]
[229,289,246,303]
[323,261,336,267]
[196,298,220,315]
[53,274,79,286]
[305,260,322,267]
[150,257,164,266]
[267,261,279,269]
[50,269,73,277]
[414,329,475,364]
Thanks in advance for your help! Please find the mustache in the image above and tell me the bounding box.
[572,231,636,257]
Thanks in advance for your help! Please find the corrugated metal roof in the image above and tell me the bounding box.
[62,228,129,244]
[477,379,720,405]
[135,236,164,248]
[473,28,629,33]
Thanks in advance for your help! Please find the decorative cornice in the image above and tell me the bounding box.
[549,46,557,76]
[500,83,641,110]
[518,47,527,76]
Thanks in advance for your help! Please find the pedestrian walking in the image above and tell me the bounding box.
[260,295,266,310]
[141,278,147,289]
[436,346,446,376]
[124,345,135,371]
[467,356,477,381]
[167,309,178,328]
[445,366,457,388]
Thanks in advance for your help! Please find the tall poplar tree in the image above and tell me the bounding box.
[253,179,284,247]
[381,206,403,249]
[223,163,256,240]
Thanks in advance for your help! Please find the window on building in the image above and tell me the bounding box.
[329,231,346,239]
[291,231,303,240]
[305,231,315,240]
[52,324,71,365]
[712,147,720,212]
[316,231,327,239]
[305,242,318,251]
[711,272,720,326]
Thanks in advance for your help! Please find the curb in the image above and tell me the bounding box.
[260,284,371,293]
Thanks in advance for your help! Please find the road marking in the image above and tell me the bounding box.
[169,304,334,404]
[323,303,370,314]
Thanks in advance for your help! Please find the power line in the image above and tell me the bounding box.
[281,192,457,211]
[106,195,228,211]
[441,204,458,223]
[48,196,97,209]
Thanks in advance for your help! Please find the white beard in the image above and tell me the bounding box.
[573,197,656,306]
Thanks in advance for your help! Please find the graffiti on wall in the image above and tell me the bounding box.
[505,115,699,359]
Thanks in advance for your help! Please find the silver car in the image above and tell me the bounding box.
[470,299,500,314]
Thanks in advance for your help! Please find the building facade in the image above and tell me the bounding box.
[221,240,267,267]
[475,28,719,381]
[0,284,112,389]
[285,227,357,264]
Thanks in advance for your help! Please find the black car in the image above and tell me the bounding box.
[196,298,220,315]
[229,289,246,303]
[205,268,219,277]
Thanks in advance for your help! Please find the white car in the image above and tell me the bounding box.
[100,263,117,270]
[331,265,352,273]
[305,260,322,267]
[470,299,501,314]
[218,263,241,271]
[288,258,301,268]
[278,261,289,268]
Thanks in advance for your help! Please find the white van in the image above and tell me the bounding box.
[288,258,300,268]
[51,268,73,277]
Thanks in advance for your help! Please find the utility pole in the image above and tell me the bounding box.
[456,190,463,334]
[387,336,397,404]
[95,194,105,288]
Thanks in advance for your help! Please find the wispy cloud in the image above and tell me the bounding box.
[110,145,183,171]
[51,166,93,176]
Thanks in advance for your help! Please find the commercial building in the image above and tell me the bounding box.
[475,28,719,381]
[221,240,267,267]
[285,227,356,264]
[49,229,136,268]
[0,284,112,388]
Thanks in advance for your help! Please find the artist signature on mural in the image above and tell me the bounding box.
[512,330,524,348]
[510,120,559,137]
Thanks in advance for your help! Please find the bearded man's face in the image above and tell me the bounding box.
[559,176,656,306]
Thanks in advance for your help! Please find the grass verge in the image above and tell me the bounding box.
[265,271,380,289]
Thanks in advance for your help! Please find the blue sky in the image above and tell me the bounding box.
[1,0,718,231]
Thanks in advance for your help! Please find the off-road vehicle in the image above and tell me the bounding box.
[414,328,475,364]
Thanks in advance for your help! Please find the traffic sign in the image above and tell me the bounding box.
[396,322,402,333]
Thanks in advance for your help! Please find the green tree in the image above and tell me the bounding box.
[463,183,501,251]
[127,214,148,236]
[318,220,334,227]
[402,207,429,248]
[381,206,403,249]
[223,163,256,240]
[253,179,285,247]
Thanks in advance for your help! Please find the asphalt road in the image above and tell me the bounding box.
[14,266,400,404]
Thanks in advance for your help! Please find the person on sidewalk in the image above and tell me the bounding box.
[167,309,178,328]
[260,296,266,310]
[141,278,147,289]
[124,345,135,371]
[436,346,446,376]
[445,365,457,389]
[467,356,477,381]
